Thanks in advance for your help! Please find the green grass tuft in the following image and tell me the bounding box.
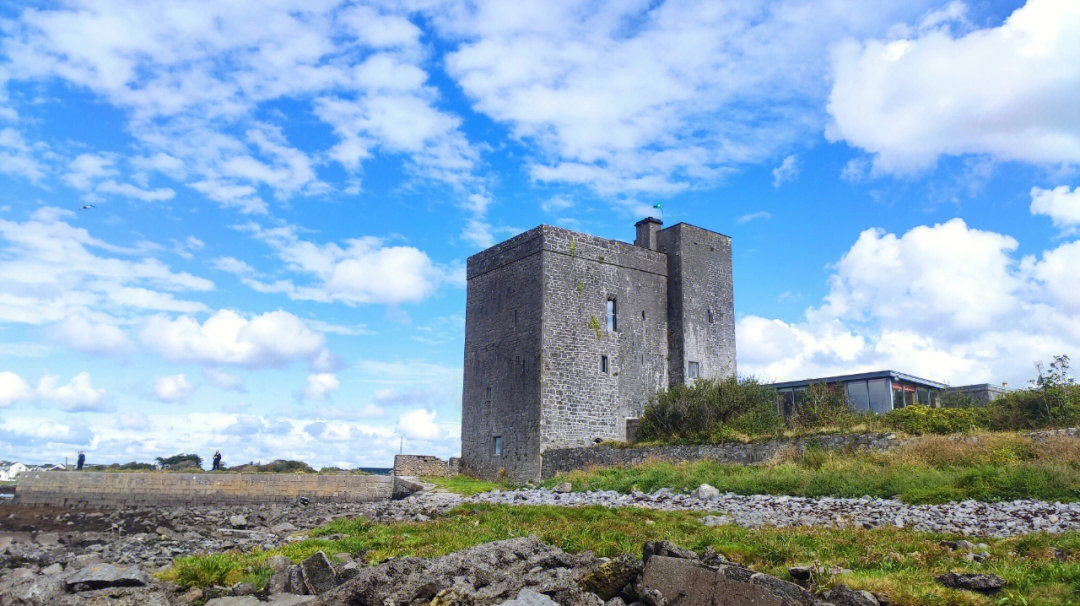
[543,433,1080,504]
[421,475,514,495]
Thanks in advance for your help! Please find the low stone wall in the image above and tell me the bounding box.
[539,432,901,478]
[15,471,400,507]
[393,454,461,477]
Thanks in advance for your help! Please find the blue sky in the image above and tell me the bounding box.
[0,0,1078,467]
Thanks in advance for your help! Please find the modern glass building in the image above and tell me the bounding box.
[770,370,950,415]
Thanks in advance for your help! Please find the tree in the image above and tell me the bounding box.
[155,453,202,469]
[1032,354,1075,388]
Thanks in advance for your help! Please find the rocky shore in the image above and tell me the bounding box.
[471,486,1080,537]
[0,482,1066,604]
[0,492,462,605]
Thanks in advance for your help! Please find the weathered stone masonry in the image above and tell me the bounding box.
[462,220,736,481]
[15,471,399,507]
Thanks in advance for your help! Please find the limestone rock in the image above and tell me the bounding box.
[310,536,600,606]
[577,555,642,600]
[267,555,292,593]
[302,551,337,594]
[554,482,572,493]
[288,564,308,595]
[497,588,561,606]
[641,555,817,606]
[935,572,1006,593]
[821,585,879,606]
[228,514,249,529]
[34,532,59,546]
[692,484,719,500]
[64,562,147,592]
[273,521,299,535]
[642,540,698,563]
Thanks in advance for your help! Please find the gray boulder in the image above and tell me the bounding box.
[554,482,573,494]
[310,536,601,606]
[64,563,147,592]
[288,564,308,595]
[496,588,561,606]
[935,572,1006,593]
[641,555,817,606]
[642,540,698,563]
[692,484,719,500]
[577,556,642,600]
[821,585,879,606]
[302,551,337,594]
[267,555,292,593]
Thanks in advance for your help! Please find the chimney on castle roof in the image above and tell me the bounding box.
[634,217,662,251]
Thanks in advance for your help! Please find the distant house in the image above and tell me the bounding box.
[769,370,1007,415]
[0,462,28,481]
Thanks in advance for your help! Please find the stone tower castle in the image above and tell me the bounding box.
[461,218,735,481]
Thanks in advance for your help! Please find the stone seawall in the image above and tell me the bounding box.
[540,432,901,478]
[15,471,399,507]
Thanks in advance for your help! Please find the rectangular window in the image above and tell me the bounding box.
[493,436,502,456]
[485,386,491,400]
[687,361,700,379]
[600,355,609,374]
[606,298,617,332]
[707,308,713,323]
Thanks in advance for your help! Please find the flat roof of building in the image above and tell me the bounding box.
[769,370,950,390]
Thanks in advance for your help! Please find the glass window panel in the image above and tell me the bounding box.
[868,379,891,413]
[846,380,870,413]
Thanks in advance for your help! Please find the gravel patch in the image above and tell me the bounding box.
[469,487,1080,537]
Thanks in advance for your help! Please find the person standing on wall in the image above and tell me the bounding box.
[212,450,222,471]
[76,451,85,471]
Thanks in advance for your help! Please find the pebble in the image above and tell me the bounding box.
[469,488,1080,537]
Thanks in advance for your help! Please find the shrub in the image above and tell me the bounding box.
[788,383,856,430]
[230,459,315,473]
[984,385,1080,430]
[635,377,782,443]
[875,405,983,435]
[155,453,202,469]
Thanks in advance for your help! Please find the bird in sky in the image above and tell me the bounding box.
[79,204,95,210]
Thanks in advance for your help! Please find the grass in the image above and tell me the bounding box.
[542,432,1080,504]
[163,503,1080,605]
[420,474,513,495]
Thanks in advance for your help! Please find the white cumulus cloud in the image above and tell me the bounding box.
[140,309,329,369]
[300,373,339,401]
[739,218,1080,386]
[203,368,245,392]
[0,372,33,407]
[828,0,1080,173]
[396,408,440,440]
[154,374,194,403]
[237,222,447,305]
[1030,185,1080,231]
[36,372,107,412]
[45,314,133,354]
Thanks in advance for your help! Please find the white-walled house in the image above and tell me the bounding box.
[0,462,28,481]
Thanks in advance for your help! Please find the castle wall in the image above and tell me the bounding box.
[393,454,458,477]
[538,226,668,458]
[461,228,545,481]
[657,223,736,384]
